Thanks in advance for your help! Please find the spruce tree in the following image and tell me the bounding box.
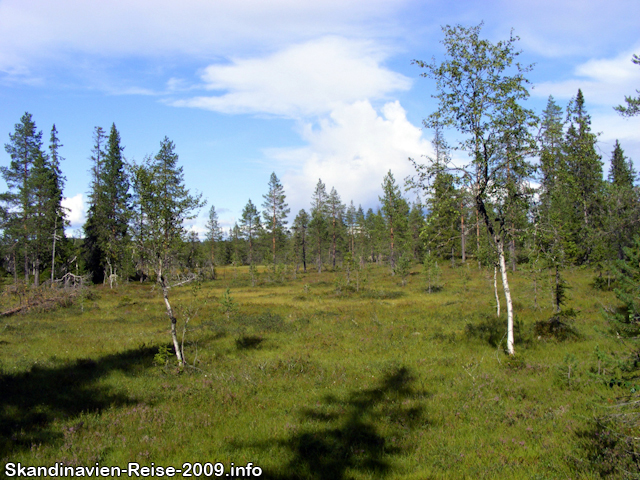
[562,90,604,264]
[83,124,130,286]
[615,54,640,117]
[48,125,66,282]
[379,170,409,271]
[605,141,638,263]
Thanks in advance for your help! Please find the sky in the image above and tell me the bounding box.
[0,0,639,236]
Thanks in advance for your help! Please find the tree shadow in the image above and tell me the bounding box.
[247,366,429,480]
[0,345,158,458]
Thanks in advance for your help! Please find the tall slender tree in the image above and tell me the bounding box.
[83,124,130,286]
[309,179,329,272]
[379,171,409,271]
[413,23,537,355]
[561,90,604,264]
[262,172,289,267]
[292,209,310,273]
[2,113,45,283]
[240,199,262,266]
[204,205,223,279]
[327,187,346,268]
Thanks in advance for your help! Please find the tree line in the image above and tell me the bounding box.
[1,24,639,358]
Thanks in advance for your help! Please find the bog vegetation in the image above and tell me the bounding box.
[1,23,640,478]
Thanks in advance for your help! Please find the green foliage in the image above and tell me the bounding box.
[219,287,238,320]
[83,124,130,285]
[262,172,290,265]
[606,235,640,338]
[153,345,172,367]
[422,251,441,293]
[394,252,412,286]
[0,264,630,478]
[615,53,640,117]
[533,309,580,341]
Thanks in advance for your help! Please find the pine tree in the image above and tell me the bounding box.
[309,179,329,272]
[535,96,571,309]
[262,172,289,267]
[2,113,45,283]
[292,209,310,273]
[240,199,262,266]
[327,187,346,268]
[204,205,223,279]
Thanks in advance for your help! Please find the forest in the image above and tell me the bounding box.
[1,24,640,478]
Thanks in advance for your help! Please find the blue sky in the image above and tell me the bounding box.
[1,0,639,236]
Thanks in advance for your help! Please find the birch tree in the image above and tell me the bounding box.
[130,137,204,366]
[413,23,537,355]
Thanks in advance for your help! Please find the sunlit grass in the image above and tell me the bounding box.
[0,263,627,478]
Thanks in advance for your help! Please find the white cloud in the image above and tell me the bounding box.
[494,0,640,58]
[61,193,86,230]
[0,0,407,78]
[533,50,640,106]
[271,100,432,214]
[172,37,411,118]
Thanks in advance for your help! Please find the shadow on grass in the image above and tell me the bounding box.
[248,366,428,480]
[236,335,263,349]
[0,345,157,458]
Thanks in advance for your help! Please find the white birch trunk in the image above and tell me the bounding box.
[497,239,514,355]
[157,261,184,366]
[494,265,500,317]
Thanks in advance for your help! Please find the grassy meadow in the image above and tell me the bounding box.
[0,262,635,479]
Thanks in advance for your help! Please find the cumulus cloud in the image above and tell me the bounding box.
[172,37,411,118]
[61,193,86,230]
[270,100,432,214]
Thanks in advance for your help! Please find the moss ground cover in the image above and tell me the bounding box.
[0,264,633,478]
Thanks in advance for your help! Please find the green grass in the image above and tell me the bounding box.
[0,263,633,478]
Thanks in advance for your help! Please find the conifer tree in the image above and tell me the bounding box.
[83,124,130,286]
[561,90,604,264]
[2,113,45,283]
[262,172,289,267]
[605,141,638,262]
[309,179,329,272]
[240,199,262,266]
[379,170,409,271]
[204,205,223,279]
[615,54,640,117]
[327,187,346,268]
[292,209,310,273]
[47,125,66,282]
[408,201,426,261]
